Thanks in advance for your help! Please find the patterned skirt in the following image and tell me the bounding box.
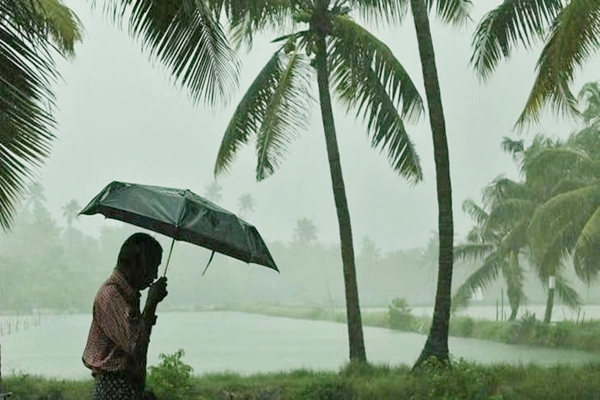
[92,372,144,400]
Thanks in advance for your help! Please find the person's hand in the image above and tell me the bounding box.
[147,276,168,307]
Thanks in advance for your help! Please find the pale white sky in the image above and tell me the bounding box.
[35,1,599,252]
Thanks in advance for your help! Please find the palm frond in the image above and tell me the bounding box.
[349,0,409,25]
[487,198,536,230]
[214,50,284,177]
[529,185,600,248]
[227,1,298,51]
[482,177,531,207]
[524,147,600,184]
[454,242,494,263]
[470,0,564,81]
[499,219,528,251]
[500,136,524,164]
[100,0,240,106]
[515,0,600,130]
[329,15,424,183]
[465,226,481,242]
[0,0,59,230]
[34,0,83,57]
[426,0,472,27]
[452,251,504,309]
[461,198,489,227]
[214,47,313,180]
[255,50,314,180]
[577,81,600,125]
[573,206,600,283]
[548,178,592,198]
[554,274,582,309]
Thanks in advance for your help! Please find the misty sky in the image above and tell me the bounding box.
[35,1,600,252]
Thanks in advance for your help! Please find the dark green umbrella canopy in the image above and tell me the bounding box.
[79,181,278,273]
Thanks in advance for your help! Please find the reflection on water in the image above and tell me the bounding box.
[2,312,599,379]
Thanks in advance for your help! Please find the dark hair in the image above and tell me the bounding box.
[117,232,162,272]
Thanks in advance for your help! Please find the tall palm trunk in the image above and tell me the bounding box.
[544,275,556,323]
[314,33,366,362]
[410,0,454,367]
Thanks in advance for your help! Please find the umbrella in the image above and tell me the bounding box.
[79,181,278,275]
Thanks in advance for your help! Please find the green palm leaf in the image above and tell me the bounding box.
[573,205,600,282]
[524,147,600,187]
[554,274,582,309]
[461,198,489,227]
[529,185,600,245]
[100,0,240,106]
[482,177,531,206]
[0,0,80,230]
[452,251,504,309]
[578,81,600,125]
[351,0,471,26]
[528,188,599,281]
[255,50,313,180]
[350,0,409,25]
[329,15,424,182]
[487,198,535,230]
[470,0,564,81]
[426,0,472,26]
[454,242,494,263]
[214,47,313,179]
[515,0,600,129]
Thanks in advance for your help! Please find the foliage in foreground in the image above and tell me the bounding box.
[5,349,600,400]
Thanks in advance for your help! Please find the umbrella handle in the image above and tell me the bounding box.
[162,238,176,276]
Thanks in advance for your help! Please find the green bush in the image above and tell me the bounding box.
[388,298,415,331]
[147,349,193,400]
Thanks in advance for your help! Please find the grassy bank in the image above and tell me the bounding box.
[5,355,600,400]
[219,302,600,353]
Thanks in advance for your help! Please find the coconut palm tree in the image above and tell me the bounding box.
[0,0,82,230]
[211,0,427,362]
[62,199,81,228]
[204,181,223,203]
[407,0,471,367]
[238,193,256,218]
[293,217,318,245]
[470,0,600,130]
[527,129,600,322]
[23,182,48,212]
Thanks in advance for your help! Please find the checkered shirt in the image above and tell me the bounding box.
[82,269,149,379]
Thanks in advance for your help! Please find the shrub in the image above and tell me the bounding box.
[147,349,193,400]
[388,298,415,331]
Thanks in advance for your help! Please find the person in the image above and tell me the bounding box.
[82,232,168,399]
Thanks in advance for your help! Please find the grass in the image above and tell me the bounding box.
[6,358,600,399]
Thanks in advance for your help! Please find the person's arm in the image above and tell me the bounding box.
[137,278,168,373]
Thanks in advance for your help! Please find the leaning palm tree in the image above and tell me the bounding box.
[0,0,82,230]
[407,0,471,367]
[471,0,600,130]
[211,0,426,362]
